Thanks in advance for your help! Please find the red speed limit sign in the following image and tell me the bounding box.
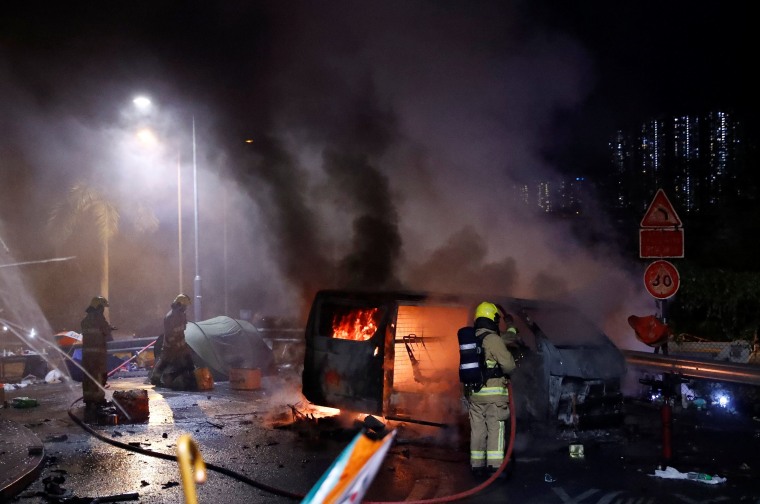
[644,260,680,299]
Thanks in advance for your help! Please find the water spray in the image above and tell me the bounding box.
[0,315,132,421]
[0,256,76,269]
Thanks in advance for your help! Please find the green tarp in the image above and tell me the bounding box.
[185,316,275,378]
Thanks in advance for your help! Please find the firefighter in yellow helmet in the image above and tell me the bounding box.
[80,296,114,421]
[467,301,516,478]
[151,294,197,390]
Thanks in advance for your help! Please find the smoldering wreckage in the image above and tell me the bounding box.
[6,289,645,502]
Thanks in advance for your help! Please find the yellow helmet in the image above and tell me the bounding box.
[474,301,500,322]
[89,296,109,309]
[174,294,192,306]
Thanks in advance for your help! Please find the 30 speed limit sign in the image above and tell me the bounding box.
[643,260,680,299]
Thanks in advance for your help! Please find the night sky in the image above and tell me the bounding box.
[0,1,752,347]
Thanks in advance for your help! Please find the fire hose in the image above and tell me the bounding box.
[68,381,515,503]
[66,397,303,500]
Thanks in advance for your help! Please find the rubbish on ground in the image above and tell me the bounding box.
[45,369,64,383]
[687,472,712,481]
[12,396,39,408]
[569,443,584,459]
[652,466,726,484]
[544,473,556,482]
[20,374,41,385]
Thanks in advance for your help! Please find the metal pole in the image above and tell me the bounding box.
[177,150,183,294]
[192,117,202,321]
[223,186,228,316]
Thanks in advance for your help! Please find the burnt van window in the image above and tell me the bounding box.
[319,303,385,341]
[523,306,606,346]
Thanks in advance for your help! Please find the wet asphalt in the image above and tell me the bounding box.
[2,370,760,504]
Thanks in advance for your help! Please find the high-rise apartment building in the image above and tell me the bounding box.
[511,110,749,219]
[610,110,746,215]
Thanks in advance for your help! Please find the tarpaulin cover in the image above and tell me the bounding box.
[185,316,274,378]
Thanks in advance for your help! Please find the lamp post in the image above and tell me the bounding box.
[192,117,202,322]
[132,96,184,295]
[177,150,183,293]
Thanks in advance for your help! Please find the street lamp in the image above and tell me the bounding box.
[132,96,184,295]
[132,96,202,320]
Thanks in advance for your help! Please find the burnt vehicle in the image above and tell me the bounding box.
[301,290,626,431]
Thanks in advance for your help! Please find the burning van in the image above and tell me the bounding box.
[301,290,626,430]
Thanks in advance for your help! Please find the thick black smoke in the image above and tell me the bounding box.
[0,1,665,350]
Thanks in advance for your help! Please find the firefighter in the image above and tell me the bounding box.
[80,296,114,421]
[467,301,516,478]
[151,294,196,390]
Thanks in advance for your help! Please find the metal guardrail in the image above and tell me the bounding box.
[623,349,760,386]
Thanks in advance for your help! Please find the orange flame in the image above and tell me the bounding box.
[332,308,380,341]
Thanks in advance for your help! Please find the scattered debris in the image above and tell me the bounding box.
[45,369,64,384]
[651,466,727,484]
[569,444,584,459]
[12,396,38,408]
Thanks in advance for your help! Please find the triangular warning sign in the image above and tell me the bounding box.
[640,189,682,227]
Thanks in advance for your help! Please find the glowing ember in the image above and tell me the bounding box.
[332,308,380,341]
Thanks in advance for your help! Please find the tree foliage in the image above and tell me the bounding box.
[669,261,760,341]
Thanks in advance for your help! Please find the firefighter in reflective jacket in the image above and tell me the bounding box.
[467,301,516,477]
[151,294,196,390]
[80,296,114,419]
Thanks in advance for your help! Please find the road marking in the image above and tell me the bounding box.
[597,491,624,504]
[551,488,600,503]
[551,487,732,504]
[671,494,732,504]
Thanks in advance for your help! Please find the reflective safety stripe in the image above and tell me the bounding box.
[470,450,486,465]
[460,362,479,370]
[459,342,477,351]
[471,386,508,397]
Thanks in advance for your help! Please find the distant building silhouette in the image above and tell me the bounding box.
[610,110,748,215]
[509,110,752,220]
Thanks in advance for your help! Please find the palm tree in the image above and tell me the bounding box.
[49,183,158,303]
